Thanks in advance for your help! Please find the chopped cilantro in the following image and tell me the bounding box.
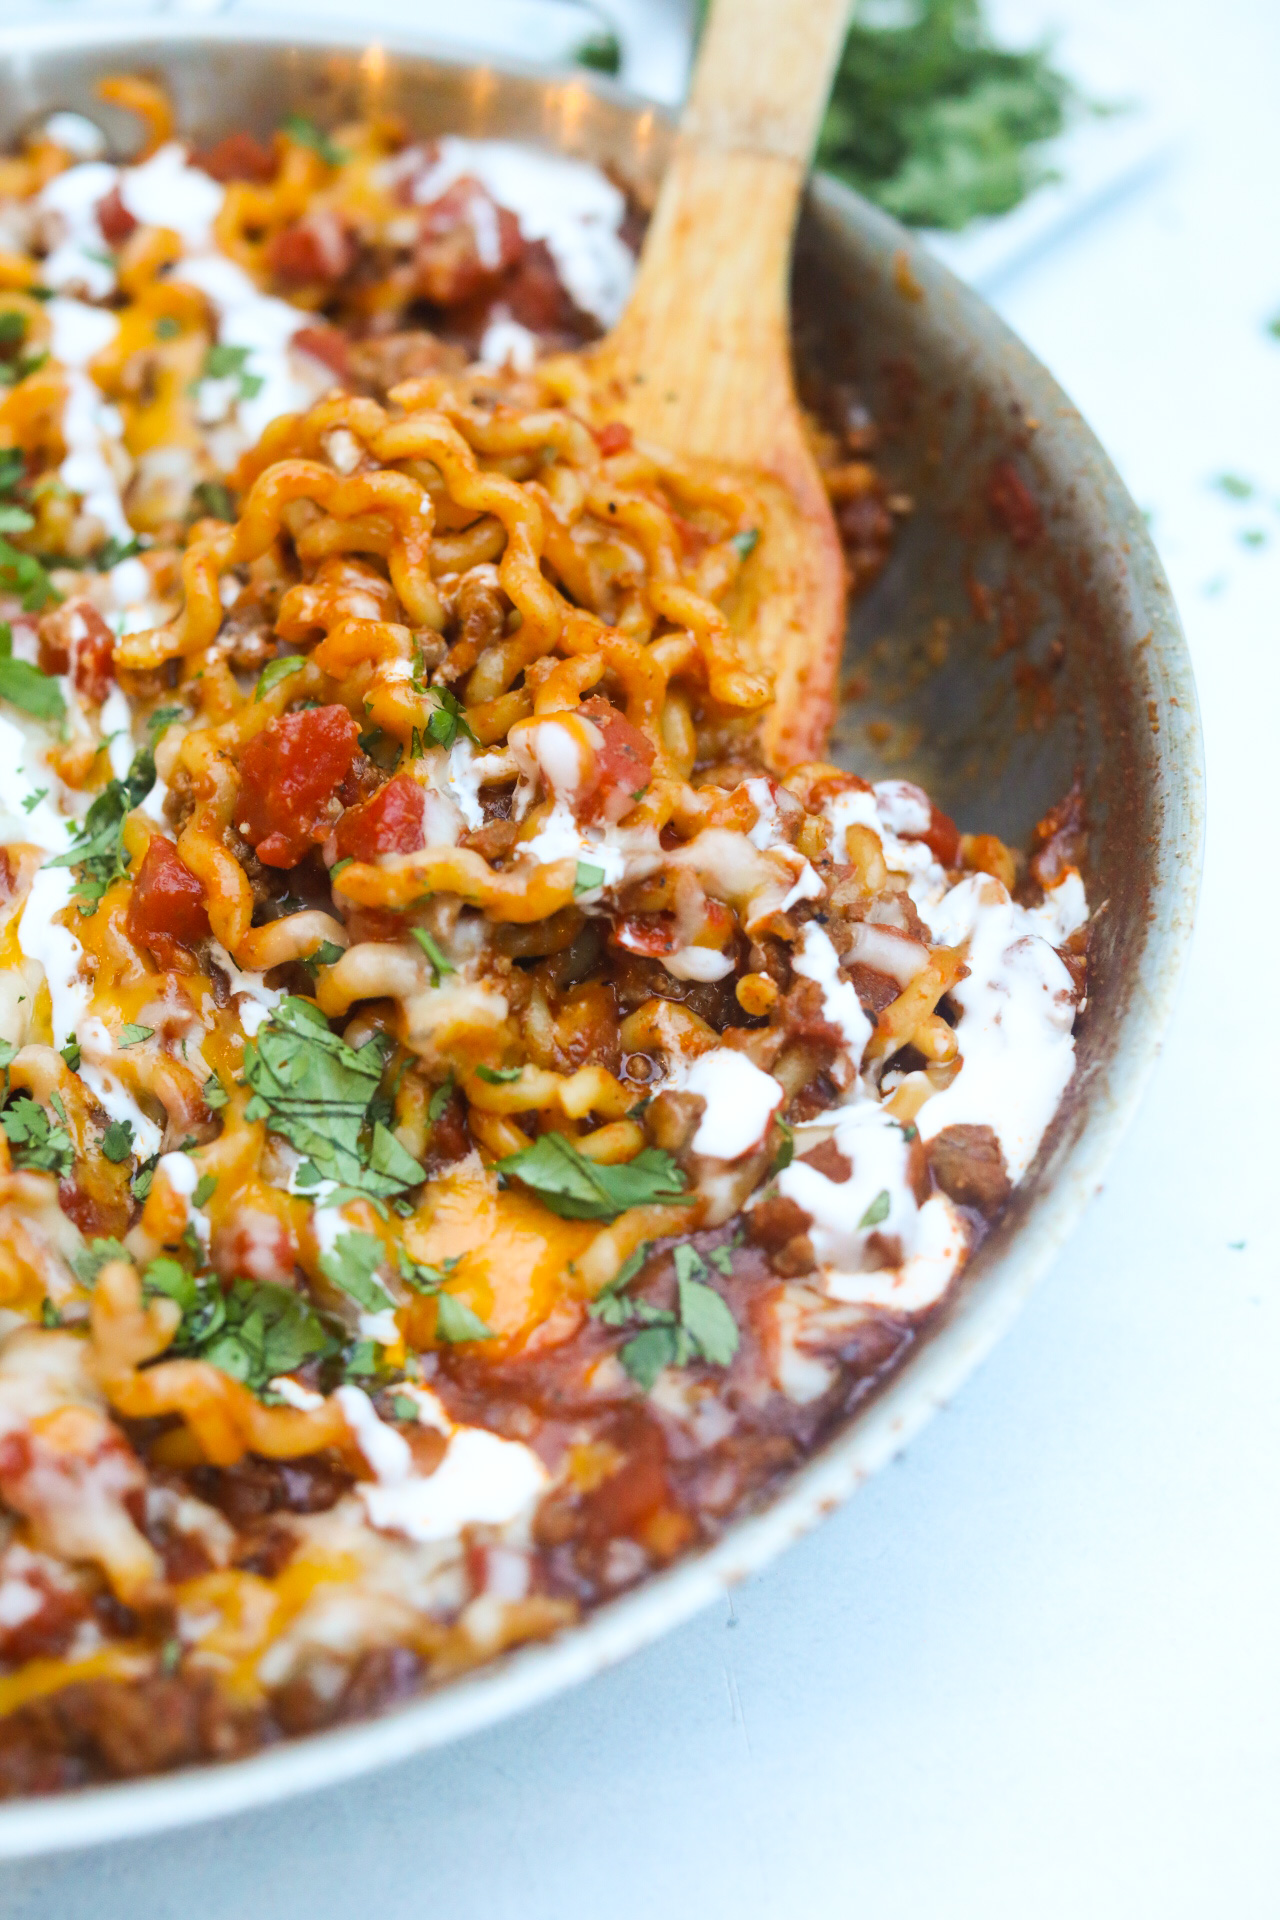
[147,704,185,743]
[131,1152,158,1201]
[44,745,156,913]
[320,1230,393,1313]
[255,654,306,701]
[154,316,181,341]
[590,1238,738,1388]
[280,114,345,167]
[40,1299,61,1328]
[414,685,478,753]
[0,312,24,348]
[708,1245,735,1276]
[357,726,402,773]
[574,861,606,896]
[393,1247,493,1342]
[100,1118,135,1163]
[116,1023,153,1049]
[858,1189,891,1229]
[329,857,354,882]
[191,480,235,522]
[70,1237,130,1286]
[202,1074,229,1111]
[145,1259,338,1396]
[498,1132,688,1223]
[770,1117,794,1175]
[0,1095,73,1176]
[391,1393,419,1422]
[197,342,263,403]
[242,996,424,1200]
[0,504,33,535]
[410,927,455,984]
[59,1040,81,1073]
[192,1173,217,1209]
[0,541,57,613]
[427,1077,453,1124]
[0,622,65,722]
[730,527,760,559]
[300,939,345,980]
[94,534,142,571]
[475,1064,522,1085]
[1212,472,1254,500]
[574,27,621,73]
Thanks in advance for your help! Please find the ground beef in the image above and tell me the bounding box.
[927,1124,1011,1217]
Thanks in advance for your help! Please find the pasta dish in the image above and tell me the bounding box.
[0,79,1089,1792]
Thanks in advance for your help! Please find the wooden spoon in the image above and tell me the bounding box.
[590,0,852,768]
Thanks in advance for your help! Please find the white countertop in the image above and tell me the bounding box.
[9,0,1280,1912]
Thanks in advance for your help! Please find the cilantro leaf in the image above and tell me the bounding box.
[280,114,344,167]
[770,1117,794,1176]
[0,622,65,722]
[255,654,306,701]
[300,939,344,980]
[434,1292,495,1343]
[427,1077,453,1124]
[95,534,142,571]
[0,539,57,613]
[574,862,606,896]
[100,1118,135,1163]
[730,527,760,559]
[192,1173,217,1209]
[44,745,156,913]
[59,1040,81,1073]
[146,1261,338,1395]
[191,480,235,522]
[499,1133,688,1223]
[708,1245,734,1277]
[202,1075,228,1111]
[857,1188,891,1230]
[410,928,455,984]
[1,1095,73,1176]
[417,686,478,752]
[116,1023,153,1048]
[71,1236,130,1286]
[319,1230,393,1313]
[619,1326,679,1390]
[677,1274,739,1367]
[131,1151,158,1200]
[475,1064,522,1085]
[242,997,424,1199]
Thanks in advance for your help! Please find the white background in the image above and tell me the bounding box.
[5,0,1280,1912]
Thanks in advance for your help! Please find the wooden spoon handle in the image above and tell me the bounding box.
[608,0,850,464]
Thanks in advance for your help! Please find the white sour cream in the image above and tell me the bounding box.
[677,1047,783,1161]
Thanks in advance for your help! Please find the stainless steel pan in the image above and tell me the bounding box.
[0,18,1203,1855]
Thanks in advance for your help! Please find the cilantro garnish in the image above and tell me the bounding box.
[196,342,263,402]
[574,861,606,896]
[144,1258,337,1396]
[147,705,185,744]
[410,686,477,756]
[858,1188,891,1230]
[101,1119,135,1163]
[59,1040,81,1073]
[71,1236,130,1286]
[0,542,57,613]
[0,1094,73,1176]
[300,939,344,980]
[769,1117,794,1176]
[589,1240,738,1390]
[21,787,48,813]
[0,621,64,722]
[280,114,345,168]
[394,1247,493,1342]
[191,480,235,522]
[131,1151,158,1200]
[44,745,156,913]
[202,1075,228,1111]
[427,1077,453,1124]
[498,1133,688,1223]
[475,1064,522,1085]
[410,928,455,984]
[192,1173,217,1209]
[242,996,424,1200]
[95,534,142,571]
[154,316,181,341]
[730,528,760,559]
[708,1245,734,1276]
[320,1230,394,1313]
[255,654,306,701]
[116,1023,153,1049]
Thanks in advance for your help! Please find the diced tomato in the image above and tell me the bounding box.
[37,599,115,705]
[987,459,1043,547]
[595,421,632,458]
[499,237,575,332]
[95,184,138,247]
[266,209,357,286]
[578,696,654,825]
[611,912,678,958]
[291,324,353,383]
[919,803,961,867]
[126,836,211,967]
[413,177,523,307]
[236,704,360,868]
[333,772,426,863]
[191,132,278,184]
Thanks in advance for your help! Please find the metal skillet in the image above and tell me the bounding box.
[0,16,1203,1855]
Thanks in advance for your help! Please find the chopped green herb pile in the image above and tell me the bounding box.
[498,1132,689,1223]
[816,0,1079,230]
[590,1241,738,1390]
[279,114,345,169]
[243,996,425,1201]
[0,1093,74,1176]
[144,1258,337,1395]
[44,746,156,913]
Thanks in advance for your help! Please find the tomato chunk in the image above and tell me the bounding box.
[237,705,360,868]
[579,696,655,825]
[95,185,137,246]
[37,600,115,705]
[413,177,523,307]
[919,803,961,867]
[266,209,357,286]
[334,772,426,863]
[192,132,277,184]
[291,324,353,383]
[126,837,211,967]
